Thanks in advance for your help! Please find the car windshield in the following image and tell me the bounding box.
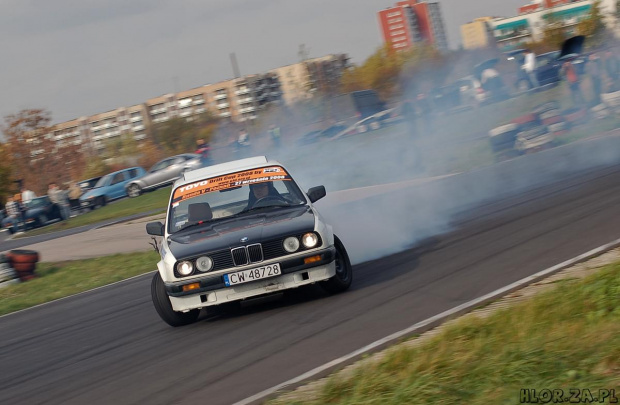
[26,197,47,209]
[93,175,109,188]
[168,165,307,234]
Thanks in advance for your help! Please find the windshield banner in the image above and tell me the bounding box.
[172,166,291,204]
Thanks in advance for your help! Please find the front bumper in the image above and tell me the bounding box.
[166,247,336,312]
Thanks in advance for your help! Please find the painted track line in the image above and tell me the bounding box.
[235,236,620,405]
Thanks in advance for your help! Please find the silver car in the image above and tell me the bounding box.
[125,154,202,197]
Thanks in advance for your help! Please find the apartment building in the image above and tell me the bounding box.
[377,0,448,52]
[46,54,350,152]
[460,17,496,49]
[270,54,350,105]
[487,0,617,51]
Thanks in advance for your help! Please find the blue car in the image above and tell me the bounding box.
[79,167,145,210]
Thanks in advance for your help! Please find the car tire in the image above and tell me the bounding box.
[369,121,381,131]
[127,184,142,198]
[320,235,353,294]
[97,196,107,208]
[38,214,48,227]
[151,272,200,327]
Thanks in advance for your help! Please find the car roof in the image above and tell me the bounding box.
[177,156,284,187]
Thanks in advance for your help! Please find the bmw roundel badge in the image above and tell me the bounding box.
[240,236,249,243]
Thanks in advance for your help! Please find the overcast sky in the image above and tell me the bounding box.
[0,0,526,124]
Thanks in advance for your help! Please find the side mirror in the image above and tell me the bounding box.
[146,221,164,236]
[307,186,326,203]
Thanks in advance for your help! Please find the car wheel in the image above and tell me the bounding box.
[127,184,142,198]
[517,79,530,92]
[369,121,381,130]
[97,197,107,208]
[320,235,353,294]
[38,214,48,227]
[151,272,200,327]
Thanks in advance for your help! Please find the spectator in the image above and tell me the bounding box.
[48,182,71,220]
[5,195,23,233]
[561,60,585,108]
[68,183,83,212]
[195,139,212,167]
[400,100,417,137]
[416,93,434,135]
[523,49,538,89]
[588,52,603,105]
[268,124,281,149]
[605,50,619,90]
[236,128,251,158]
[21,187,36,205]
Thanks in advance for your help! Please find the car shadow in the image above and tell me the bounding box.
[193,236,442,325]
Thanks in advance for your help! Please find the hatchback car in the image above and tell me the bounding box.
[2,196,63,233]
[79,167,145,209]
[126,153,202,198]
[146,156,353,326]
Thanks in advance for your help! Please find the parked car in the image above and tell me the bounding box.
[332,109,394,139]
[79,167,145,210]
[329,90,388,125]
[298,124,348,145]
[2,196,63,234]
[514,50,587,91]
[146,155,353,326]
[455,76,489,107]
[125,153,202,198]
[77,176,102,193]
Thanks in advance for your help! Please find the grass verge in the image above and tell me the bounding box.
[0,250,158,316]
[15,187,171,238]
[270,262,620,405]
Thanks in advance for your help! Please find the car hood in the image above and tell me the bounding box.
[80,188,105,200]
[167,205,315,260]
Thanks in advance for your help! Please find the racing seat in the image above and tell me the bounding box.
[188,202,213,223]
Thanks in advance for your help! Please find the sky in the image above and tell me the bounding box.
[0,0,526,124]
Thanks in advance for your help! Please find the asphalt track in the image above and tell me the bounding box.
[2,165,620,405]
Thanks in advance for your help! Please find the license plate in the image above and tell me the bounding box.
[223,263,281,286]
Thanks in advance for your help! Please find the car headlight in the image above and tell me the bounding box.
[283,236,300,253]
[302,232,319,248]
[195,256,213,272]
[177,261,194,276]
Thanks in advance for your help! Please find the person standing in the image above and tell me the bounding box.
[588,52,603,105]
[48,183,71,220]
[604,50,619,90]
[236,128,251,159]
[523,49,538,89]
[21,187,36,205]
[195,139,212,167]
[5,195,23,233]
[561,60,585,108]
[268,124,281,149]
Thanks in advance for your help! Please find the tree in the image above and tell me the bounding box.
[0,144,13,204]
[150,113,217,156]
[2,109,86,194]
[578,0,608,48]
[341,44,443,100]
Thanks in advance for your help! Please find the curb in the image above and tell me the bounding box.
[236,236,620,405]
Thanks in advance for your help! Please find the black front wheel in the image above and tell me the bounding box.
[151,272,200,327]
[320,235,353,294]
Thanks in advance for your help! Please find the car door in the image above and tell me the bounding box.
[145,159,173,187]
[108,172,128,199]
[168,156,189,180]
